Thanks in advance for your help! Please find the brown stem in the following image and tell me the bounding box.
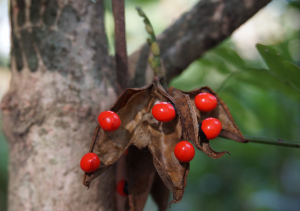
[112,1,129,210]
[112,0,128,93]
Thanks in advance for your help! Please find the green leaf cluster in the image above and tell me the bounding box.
[171,42,300,101]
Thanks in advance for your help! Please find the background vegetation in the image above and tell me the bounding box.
[1,0,300,210]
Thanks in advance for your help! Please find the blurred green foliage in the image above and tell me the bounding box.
[0,113,8,211]
[164,1,300,210]
[1,0,300,211]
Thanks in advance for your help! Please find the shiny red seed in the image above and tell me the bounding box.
[194,93,218,112]
[98,111,121,132]
[80,152,100,173]
[152,102,176,122]
[174,141,195,163]
[116,179,128,197]
[201,117,222,140]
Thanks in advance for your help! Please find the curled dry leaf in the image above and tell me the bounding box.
[83,76,188,208]
[183,87,247,143]
[83,77,246,210]
[126,146,156,211]
[150,172,170,211]
[168,87,247,159]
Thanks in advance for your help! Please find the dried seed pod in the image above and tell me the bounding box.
[168,87,247,159]
[83,78,247,210]
[126,146,156,210]
[183,87,247,143]
[83,77,188,208]
[150,172,170,211]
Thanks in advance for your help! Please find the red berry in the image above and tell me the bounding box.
[174,141,195,163]
[152,102,176,122]
[98,111,121,132]
[201,117,222,140]
[194,93,217,112]
[80,152,100,173]
[116,179,128,197]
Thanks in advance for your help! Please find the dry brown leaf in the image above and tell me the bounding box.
[126,146,156,211]
[150,172,170,211]
[182,87,247,143]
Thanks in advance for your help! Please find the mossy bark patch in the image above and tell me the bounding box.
[12,35,23,71]
[20,30,38,72]
[43,0,58,27]
[58,5,80,34]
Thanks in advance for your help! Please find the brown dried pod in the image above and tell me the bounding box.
[83,76,189,208]
[82,76,247,210]
[168,87,248,159]
[126,146,156,211]
[150,172,170,210]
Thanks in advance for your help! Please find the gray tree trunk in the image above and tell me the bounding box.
[1,0,118,210]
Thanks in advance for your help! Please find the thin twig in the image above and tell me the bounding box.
[136,7,167,89]
[244,135,300,148]
[112,0,128,93]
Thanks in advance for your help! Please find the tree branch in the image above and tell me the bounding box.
[112,0,128,93]
[129,0,271,86]
[244,135,300,148]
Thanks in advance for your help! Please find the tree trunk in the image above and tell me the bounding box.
[1,0,118,210]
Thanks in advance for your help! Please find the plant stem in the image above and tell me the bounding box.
[244,135,300,148]
[136,7,167,88]
[112,0,128,93]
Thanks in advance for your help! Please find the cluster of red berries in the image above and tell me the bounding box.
[80,155,128,196]
[195,92,222,140]
[80,110,122,174]
[80,154,128,197]
[80,153,128,196]
[174,93,222,163]
[80,93,222,172]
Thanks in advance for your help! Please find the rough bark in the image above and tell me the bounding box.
[129,0,271,86]
[0,0,271,210]
[1,0,117,210]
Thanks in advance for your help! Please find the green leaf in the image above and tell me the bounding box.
[290,2,300,10]
[169,60,207,91]
[239,68,300,101]
[283,61,300,91]
[233,69,274,91]
[200,53,232,74]
[211,47,245,68]
[256,44,288,80]
[256,44,300,95]
[218,67,300,101]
